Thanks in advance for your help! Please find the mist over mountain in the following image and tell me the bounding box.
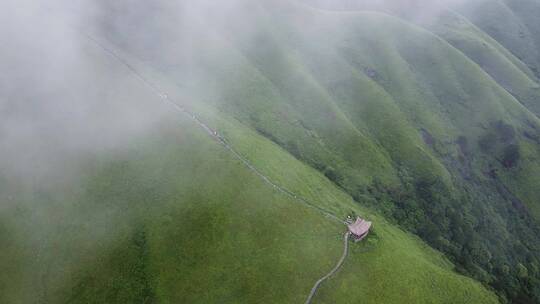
[1,0,540,303]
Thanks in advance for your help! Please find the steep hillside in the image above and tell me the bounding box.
[0,108,498,304]
[3,0,540,303]
[95,1,540,301]
[0,19,499,303]
[417,9,540,117]
[457,0,540,80]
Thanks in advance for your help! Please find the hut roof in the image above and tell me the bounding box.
[348,217,372,237]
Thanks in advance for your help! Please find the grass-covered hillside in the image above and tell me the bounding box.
[0,106,499,304]
[94,0,540,302]
[2,0,540,303]
[0,31,499,303]
[456,0,540,80]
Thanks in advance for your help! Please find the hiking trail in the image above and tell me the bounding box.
[304,231,351,304]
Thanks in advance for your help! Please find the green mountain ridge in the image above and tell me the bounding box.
[0,41,499,303]
[2,0,540,303]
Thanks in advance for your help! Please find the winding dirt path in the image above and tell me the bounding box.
[304,231,351,304]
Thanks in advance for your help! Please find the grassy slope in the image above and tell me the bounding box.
[338,12,540,221]
[142,4,540,300]
[418,10,540,117]
[107,0,540,301]
[0,34,499,303]
[191,2,540,219]
[457,0,540,79]
[0,106,500,304]
[437,0,540,220]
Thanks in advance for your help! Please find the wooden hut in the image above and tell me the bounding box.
[347,217,372,242]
